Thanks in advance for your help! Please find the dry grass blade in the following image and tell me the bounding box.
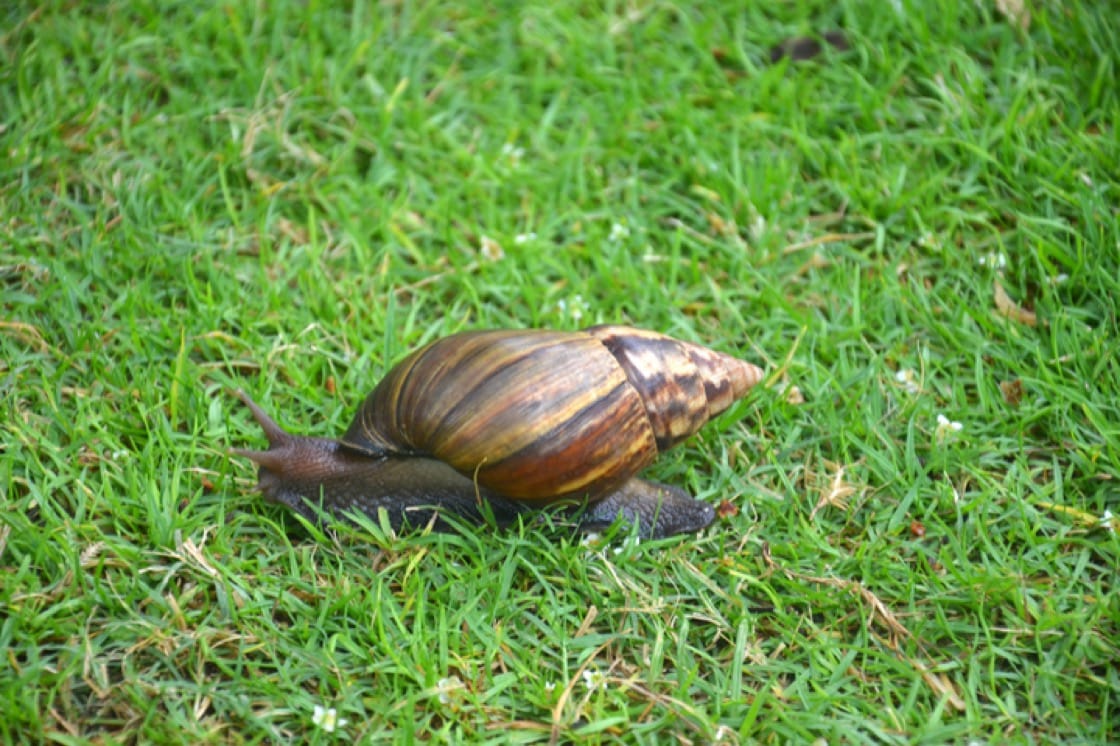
[0,320,51,352]
[781,231,875,255]
[809,461,861,519]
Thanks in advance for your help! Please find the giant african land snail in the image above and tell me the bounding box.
[235,325,764,538]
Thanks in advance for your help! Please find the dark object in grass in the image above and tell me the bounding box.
[769,30,850,63]
[234,326,765,539]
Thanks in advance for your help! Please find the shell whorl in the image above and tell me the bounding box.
[585,325,764,451]
[341,326,764,504]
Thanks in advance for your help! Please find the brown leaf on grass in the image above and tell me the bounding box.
[995,0,1031,31]
[760,541,774,569]
[705,211,738,237]
[999,378,1024,406]
[716,499,739,519]
[994,279,1038,327]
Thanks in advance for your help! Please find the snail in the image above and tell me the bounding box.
[234,325,765,539]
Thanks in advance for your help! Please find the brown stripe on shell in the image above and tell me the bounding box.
[345,330,571,455]
[345,329,660,502]
[473,376,658,502]
[395,331,565,451]
[341,332,463,455]
[587,324,765,452]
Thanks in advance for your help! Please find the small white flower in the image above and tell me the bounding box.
[569,294,584,321]
[749,214,767,242]
[582,669,607,691]
[895,369,920,395]
[544,681,557,693]
[978,252,1008,269]
[612,535,640,556]
[580,532,602,548]
[609,222,629,242]
[1102,510,1115,533]
[111,450,129,461]
[500,142,525,166]
[514,232,537,245]
[437,676,464,706]
[312,705,348,733]
[556,294,586,321]
[918,232,941,250]
[935,414,963,443]
[1048,273,1069,285]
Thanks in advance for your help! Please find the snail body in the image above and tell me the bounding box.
[234,325,764,538]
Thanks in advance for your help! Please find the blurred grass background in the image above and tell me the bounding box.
[2,0,1118,743]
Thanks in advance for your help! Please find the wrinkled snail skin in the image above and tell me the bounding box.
[234,325,764,539]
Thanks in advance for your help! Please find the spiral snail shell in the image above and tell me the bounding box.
[234,325,764,538]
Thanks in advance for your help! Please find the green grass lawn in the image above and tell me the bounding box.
[3,1,1118,743]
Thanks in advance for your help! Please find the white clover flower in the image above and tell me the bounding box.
[918,232,941,250]
[312,705,348,733]
[568,294,585,321]
[437,676,464,706]
[612,535,640,556]
[935,414,963,443]
[978,252,1008,269]
[500,142,525,166]
[556,294,586,321]
[582,669,607,691]
[609,222,629,242]
[895,369,920,395]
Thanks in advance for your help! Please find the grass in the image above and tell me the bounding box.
[2,0,1118,742]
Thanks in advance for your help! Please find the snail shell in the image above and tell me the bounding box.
[235,325,764,538]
